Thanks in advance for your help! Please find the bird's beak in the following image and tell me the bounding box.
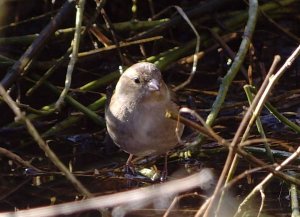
[148,79,160,91]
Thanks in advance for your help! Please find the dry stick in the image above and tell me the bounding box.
[203,1,258,216]
[26,47,72,97]
[238,56,280,149]
[166,110,300,217]
[56,0,85,109]
[178,123,300,217]
[216,55,285,215]
[260,8,300,43]
[171,112,300,217]
[164,193,206,217]
[0,1,75,90]
[177,32,239,65]
[257,187,265,217]
[202,27,248,79]
[167,111,300,186]
[0,170,212,217]
[163,196,180,217]
[244,85,274,163]
[214,59,280,215]
[205,1,258,129]
[86,0,112,46]
[148,0,297,76]
[246,46,300,137]
[290,184,300,217]
[240,148,291,178]
[184,113,280,216]
[222,165,274,191]
[128,0,234,41]
[0,84,92,198]
[234,146,300,216]
[224,55,280,177]
[169,114,300,217]
[0,178,32,201]
[0,147,41,172]
[237,148,300,185]
[195,199,211,217]
[99,7,126,65]
[78,36,163,58]
[0,10,57,31]
[233,44,300,216]
[249,86,300,133]
[171,6,200,92]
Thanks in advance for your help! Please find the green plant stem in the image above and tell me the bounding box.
[248,85,300,133]
[30,74,105,127]
[42,96,106,137]
[244,85,275,163]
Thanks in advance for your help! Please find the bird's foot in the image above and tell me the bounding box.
[124,162,136,175]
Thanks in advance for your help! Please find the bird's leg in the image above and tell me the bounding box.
[160,153,169,182]
[126,154,133,166]
[125,154,136,175]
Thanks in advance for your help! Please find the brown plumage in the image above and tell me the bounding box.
[105,62,184,158]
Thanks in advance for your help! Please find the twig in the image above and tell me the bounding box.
[233,44,300,216]
[248,86,300,133]
[145,0,296,72]
[222,165,274,191]
[0,84,92,198]
[164,193,206,217]
[167,109,300,217]
[205,0,258,128]
[42,96,106,137]
[78,36,163,58]
[0,10,57,32]
[0,147,41,172]
[171,6,200,92]
[30,73,106,127]
[234,145,300,216]
[257,187,265,217]
[249,45,300,132]
[110,19,169,32]
[0,169,213,217]
[0,178,32,201]
[168,109,300,185]
[203,1,259,216]
[166,109,300,217]
[128,0,234,41]
[221,55,281,184]
[205,27,248,79]
[99,6,126,65]
[56,0,85,109]
[291,184,300,217]
[0,1,75,90]
[26,47,72,97]
[260,8,300,43]
[239,56,281,146]
[244,85,275,163]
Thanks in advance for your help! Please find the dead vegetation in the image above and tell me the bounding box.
[0,0,300,216]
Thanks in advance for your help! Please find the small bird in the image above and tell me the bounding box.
[105,62,184,172]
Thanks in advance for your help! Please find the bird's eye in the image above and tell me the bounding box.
[133,77,140,84]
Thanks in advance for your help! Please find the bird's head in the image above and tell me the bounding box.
[115,62,169,103]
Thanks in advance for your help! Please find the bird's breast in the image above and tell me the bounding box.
[106,97,182,156]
